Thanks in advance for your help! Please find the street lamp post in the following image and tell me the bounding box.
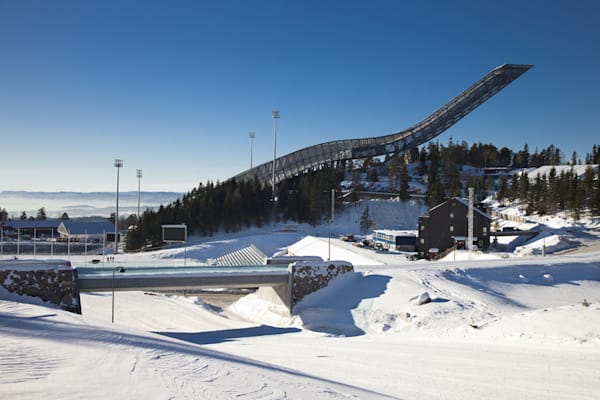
[328,189,335,261]
[136,169,143,223]
[249,132,255,168]
[114,159,123,256]
[111,266,126,323]
[272,111,279,202]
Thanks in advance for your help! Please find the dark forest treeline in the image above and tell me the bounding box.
[125,141,600,250]
[409,141,600,207]
[126,167,342,250]
[411,140,600,170]
[496,167,600,219]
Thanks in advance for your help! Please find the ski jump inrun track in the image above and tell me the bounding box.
[233,64,532,186]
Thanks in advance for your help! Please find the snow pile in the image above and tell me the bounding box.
[288,235,381,266]
[515,232,580,256]
[521,164,598,180]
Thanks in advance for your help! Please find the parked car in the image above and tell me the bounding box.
[342,234,355,242]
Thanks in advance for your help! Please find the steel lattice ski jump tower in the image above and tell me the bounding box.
[233,64,532,186]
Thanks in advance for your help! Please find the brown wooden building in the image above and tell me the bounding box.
[417,198,492,259]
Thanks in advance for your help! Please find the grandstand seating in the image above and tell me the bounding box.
[210,244,268,266]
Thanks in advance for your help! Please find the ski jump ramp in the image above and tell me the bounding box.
[233,64,532,186]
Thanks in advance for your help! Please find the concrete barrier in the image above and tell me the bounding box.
[0,259,81,313]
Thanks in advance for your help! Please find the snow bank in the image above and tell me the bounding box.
[288,236,382,266]
[514,232,581,256]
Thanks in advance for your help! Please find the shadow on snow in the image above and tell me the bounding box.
[293,272,392,337]
[156,325,301,345]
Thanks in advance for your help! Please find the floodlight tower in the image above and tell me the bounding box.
[272,111,280,202]
[136,169,143,222]
[249,132,255,168]
[114,159,123,255]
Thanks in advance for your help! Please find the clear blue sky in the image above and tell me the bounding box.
[1,0,598,192]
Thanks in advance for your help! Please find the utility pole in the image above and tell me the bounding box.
[114,159,123,255]
[467,187,474,253]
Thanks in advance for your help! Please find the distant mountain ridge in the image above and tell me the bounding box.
[0,191,182,218]
[0,190,181,196]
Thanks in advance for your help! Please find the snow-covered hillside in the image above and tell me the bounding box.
[2,199,600,399]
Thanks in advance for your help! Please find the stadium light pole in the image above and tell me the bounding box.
[328,189,335,261]
[136,169,143,223]
[272,111,279,202]
[114,159,123,256]
[111,266,125,323]
[249,132,255,168]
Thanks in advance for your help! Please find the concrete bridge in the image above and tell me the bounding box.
[77,270,290,292]
[1,259,355,316]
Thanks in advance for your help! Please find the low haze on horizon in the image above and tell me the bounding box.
[1,0,599,193]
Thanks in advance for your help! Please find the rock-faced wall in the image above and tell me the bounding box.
[291,261,354,307]
[0,260,81,314]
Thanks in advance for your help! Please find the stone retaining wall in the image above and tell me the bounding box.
[255,260,354,315]
[291,261,354,307]
[0,259,81,314]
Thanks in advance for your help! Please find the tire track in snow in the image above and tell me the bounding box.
[135,349,366,399]
[0,340,61,384]
[146,351,288,399]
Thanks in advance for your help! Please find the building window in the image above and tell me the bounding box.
[420,225,425,231]
[420,238,425,244]
[450,212,454,218]
[450,225,454,232]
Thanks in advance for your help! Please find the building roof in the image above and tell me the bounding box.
[60,221,116,235]
[1,219,115,235]
[373,229,417,237]
[429,197,492,220]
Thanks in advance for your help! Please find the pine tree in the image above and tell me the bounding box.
[36,207,47,220]
[367,167,379,182]
[399,162,410,201]
[360,205,373,233]
[518,173,529,202]
[514,143,530,168]
[592,168,600,216]
[508,174,519,202]
[388,153,401,192]
[546,168,558,214]
[497,175,508,201]
[583,166,595,211]
[533,174,547,215]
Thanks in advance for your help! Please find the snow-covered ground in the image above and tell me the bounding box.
[2,201,600,399]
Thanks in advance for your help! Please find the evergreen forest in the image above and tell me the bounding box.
[122,141,600,251]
